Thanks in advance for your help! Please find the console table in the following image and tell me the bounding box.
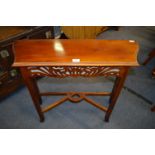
[13,39,139,122]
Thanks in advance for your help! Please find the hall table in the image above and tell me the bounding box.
[12,39,139,122]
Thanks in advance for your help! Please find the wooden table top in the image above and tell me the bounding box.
[13,39,139,67]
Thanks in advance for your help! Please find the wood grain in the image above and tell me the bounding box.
[13,39,139,67]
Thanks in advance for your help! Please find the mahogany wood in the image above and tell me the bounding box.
[42,96,68,113]
[40,92,111,96]
[84,96,108,112]
[26,66,121,78]
[20,67,44,122]
[12,39,139,123]
[13,39,139,67]
[105,67,129,121]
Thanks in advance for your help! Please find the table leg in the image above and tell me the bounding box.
[105,67,129,122]
[20,67,44,122]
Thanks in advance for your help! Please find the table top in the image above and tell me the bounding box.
[13,39,139,67]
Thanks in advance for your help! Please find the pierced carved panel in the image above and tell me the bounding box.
[27,66,121,78]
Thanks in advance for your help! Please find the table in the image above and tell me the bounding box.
[13,39,139,122]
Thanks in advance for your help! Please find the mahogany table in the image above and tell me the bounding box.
[12,39,139,122]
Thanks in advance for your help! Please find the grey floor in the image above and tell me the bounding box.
[0,26,155,129]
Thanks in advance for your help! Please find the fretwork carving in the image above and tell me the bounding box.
[27,66,121,78]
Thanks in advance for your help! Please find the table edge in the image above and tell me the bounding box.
[12,61,139,67]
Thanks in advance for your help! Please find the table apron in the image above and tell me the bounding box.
[24,66,125,78]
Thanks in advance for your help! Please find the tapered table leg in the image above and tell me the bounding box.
[20,67,44,122]
[105,67,129,122]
